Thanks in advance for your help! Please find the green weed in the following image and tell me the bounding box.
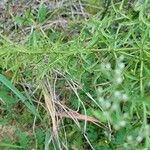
[0,0,150,150]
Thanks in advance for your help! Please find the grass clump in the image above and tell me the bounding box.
[0,0,150,149]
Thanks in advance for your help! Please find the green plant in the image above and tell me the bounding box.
[0,0,150,149]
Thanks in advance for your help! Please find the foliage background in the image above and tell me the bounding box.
[0,0,150,150]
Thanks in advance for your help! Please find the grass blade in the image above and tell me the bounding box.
[0,74,41,119]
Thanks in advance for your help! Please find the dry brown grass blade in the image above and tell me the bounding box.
[56,111,100,124]
[41,79,58,136]
[41,77,62,149]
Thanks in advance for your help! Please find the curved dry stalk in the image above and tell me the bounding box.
[41,76,61,148]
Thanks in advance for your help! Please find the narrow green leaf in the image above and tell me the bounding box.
[0,74,41,119]
[0,143,23,149]
[37,4,47,23]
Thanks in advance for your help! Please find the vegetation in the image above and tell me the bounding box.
[0,0,150,149]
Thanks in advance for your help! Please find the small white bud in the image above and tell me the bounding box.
[116,77,123,84]
[103,111,110,119]
[97,87,103,94]
[115,69,121,75]
[136,136,143,143]
[104,101,111,109]
[123,113,128,119]
[98,97,104,103]
[114,124,120,130]
[105,63,111,70]
[127,135,133,141]
[114,91,121,97]
[122,94,128,101]
[118,63,125,70]
[119,55,124,61]
[119,120,126,127]
[123,143,128,148]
